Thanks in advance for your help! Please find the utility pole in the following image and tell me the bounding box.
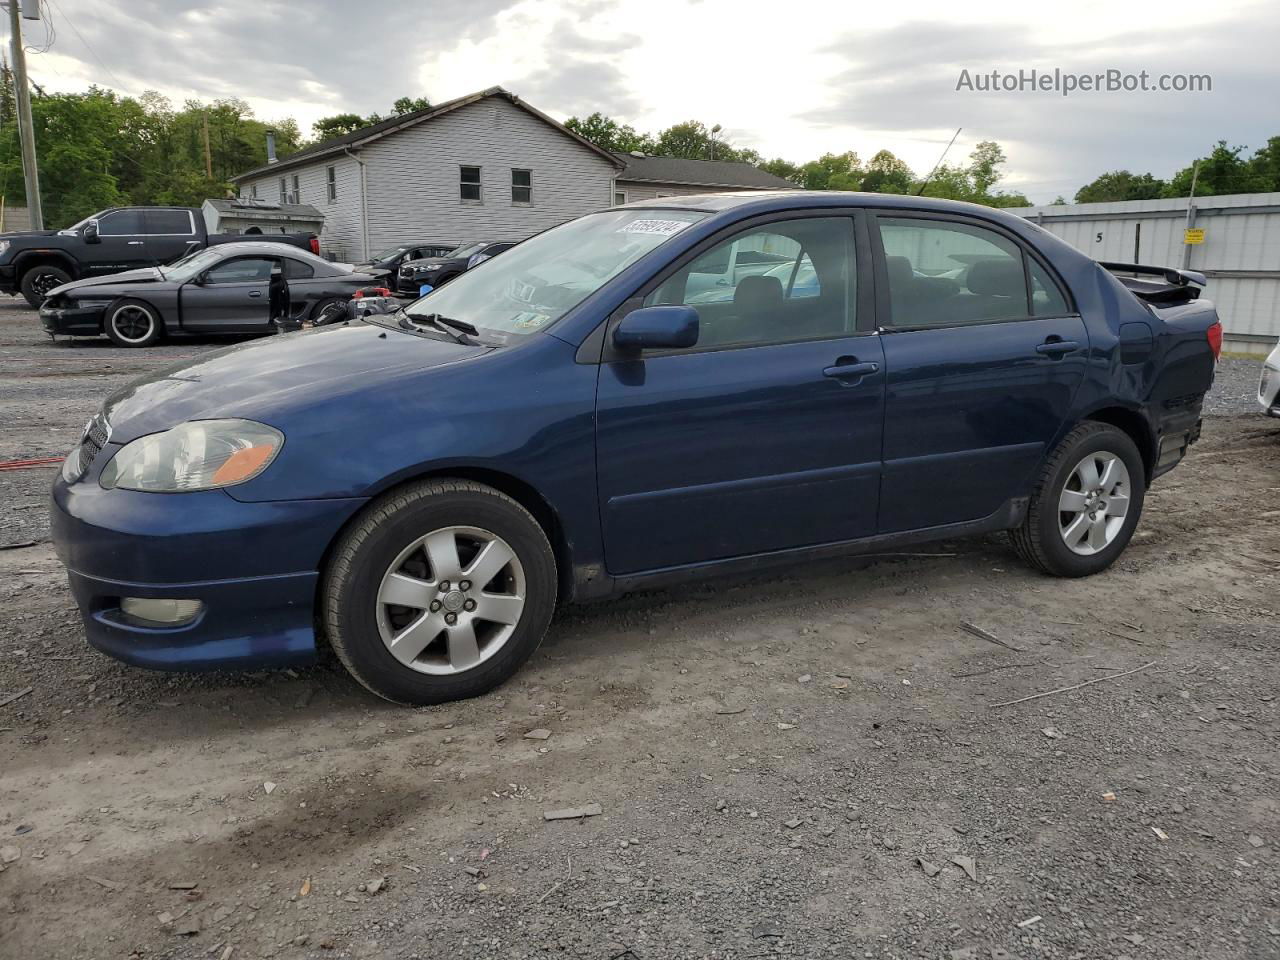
[1181,160,1200,269]
[7,0,42,229]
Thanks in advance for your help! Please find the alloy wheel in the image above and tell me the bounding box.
[32,272,62,297]
[1058,450,1131,555]
[374,525,526,675]
[109,305,155,344]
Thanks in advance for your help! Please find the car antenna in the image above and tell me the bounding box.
[915,127,962,197]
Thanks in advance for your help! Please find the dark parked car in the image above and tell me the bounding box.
[355,241,458,281]
[39,242,377,347]
[0,206,320,307]
[51,193,1221,705]
[395,240,515,295]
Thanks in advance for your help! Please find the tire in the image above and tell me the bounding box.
[310,298,346,325]
[20,264,71,307]
[322,479,557,705]
[104,298,163,348]
[1010,421,1146,577]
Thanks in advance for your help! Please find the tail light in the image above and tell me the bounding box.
[1206,321,1223,361]
[309,236,320,256]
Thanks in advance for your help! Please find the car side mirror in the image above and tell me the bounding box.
[191,272,207,286]
[613,305,699,351]
[83,219,100,244]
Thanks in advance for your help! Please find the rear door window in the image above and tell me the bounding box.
[877,217,1029,326]
[146,210,195,235]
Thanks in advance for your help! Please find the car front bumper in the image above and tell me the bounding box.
[51,472,367,671]
[0,263,16,294]
[40,302,106,336]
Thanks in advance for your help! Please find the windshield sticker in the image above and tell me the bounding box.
[619,219,693,237]
[511,311,553,329]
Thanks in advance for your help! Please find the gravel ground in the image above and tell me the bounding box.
[1205,354,1268,416]
[1,301,1278,960]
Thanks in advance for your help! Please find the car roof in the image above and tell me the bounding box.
[618,189,1033,225]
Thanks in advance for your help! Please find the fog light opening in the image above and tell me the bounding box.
[119,597,204,627]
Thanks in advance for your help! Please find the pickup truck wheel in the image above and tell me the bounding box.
[1011,422,1146,577]
[105,299,163,348]
[20,265,71,307]
[322,479,557,705]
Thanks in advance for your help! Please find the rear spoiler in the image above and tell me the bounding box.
[1099,261,1206,305]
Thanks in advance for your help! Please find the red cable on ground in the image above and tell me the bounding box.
[0,456,64,471]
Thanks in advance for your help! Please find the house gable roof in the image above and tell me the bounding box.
[614,152,796,190]
[231,87,624,182]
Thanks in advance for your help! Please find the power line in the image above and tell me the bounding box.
[45,0,125,91]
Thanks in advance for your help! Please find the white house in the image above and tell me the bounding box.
[231,87,797,262]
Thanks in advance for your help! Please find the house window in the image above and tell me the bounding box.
[511,169,532,204]
[250,183,258,199]
[279,178,287,202]
[460,165,482,202]
[614,191,627,205]
[291,175,300,202]
[326,166,337,202]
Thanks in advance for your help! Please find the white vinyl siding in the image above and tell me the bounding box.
[240,157,364,261]
[614,181,761,202]
[359,97,616,250]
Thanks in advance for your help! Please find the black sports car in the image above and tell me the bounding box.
[38,242,379,347]
[355,240,458,281]
[395,240,515,295]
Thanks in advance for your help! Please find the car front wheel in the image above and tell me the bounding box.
[1010,421,1146,577]
[105,299,163,347]
[21,265,71,307]
[322,479,557,705]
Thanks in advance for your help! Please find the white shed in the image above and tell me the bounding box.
[201,198,325,238]
[1010,193,1280,353]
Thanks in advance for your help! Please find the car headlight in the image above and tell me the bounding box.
[0,239,9,257]
[100,419,283,492]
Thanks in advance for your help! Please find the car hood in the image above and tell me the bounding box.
[402,257,452,270]
[0,229,57,240]
[55,268,166,297]
[100,321,488,442]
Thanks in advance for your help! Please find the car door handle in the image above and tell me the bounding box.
[822,359,879,383]
[248,290,262,298]
[127,241,144,246]
[1036,338,1079,356]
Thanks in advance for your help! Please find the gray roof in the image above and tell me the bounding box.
[614,153,796,190]
[203,198,324,221]
[231,87,623,182]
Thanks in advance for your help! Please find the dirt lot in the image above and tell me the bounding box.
[1,301,1277,960]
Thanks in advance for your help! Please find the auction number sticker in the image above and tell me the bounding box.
[619,219,692,236]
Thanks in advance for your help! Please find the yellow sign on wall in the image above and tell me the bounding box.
[1184,228,1206,245]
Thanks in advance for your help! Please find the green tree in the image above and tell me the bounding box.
[759,157,802,183]
[1248,136,1280,191]
[798,152,862,191]
[392,96,432,115]
[563,112,655,153]
[859,150,914,194]
[1164,141,1269,197]
[312,112,366,140]
[1074,170,1165,203]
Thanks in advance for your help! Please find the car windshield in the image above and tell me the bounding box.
[446,241,490,259]
[403,210,706,342]
[159,248,225,282]
[370,245,410,261]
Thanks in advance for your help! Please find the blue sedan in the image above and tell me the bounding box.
[50,192,1222,705]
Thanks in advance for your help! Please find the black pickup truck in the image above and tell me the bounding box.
[0,206,319,307]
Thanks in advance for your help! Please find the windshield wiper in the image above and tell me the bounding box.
[395,308,479,343]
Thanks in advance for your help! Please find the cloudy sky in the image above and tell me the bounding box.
[10,0,1275,202]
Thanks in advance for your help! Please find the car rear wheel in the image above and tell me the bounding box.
[322,479,557,705]
[21,265,71,307]
[310,298,347,325]
[105,299,163,348]
[1010,421,1146,577]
